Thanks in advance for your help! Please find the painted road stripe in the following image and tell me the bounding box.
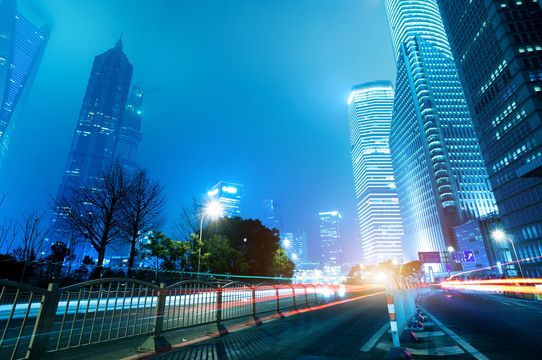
[419,306,489,360]
[360,322,390,352]
[406,345,464,356]
[414,330,445,338]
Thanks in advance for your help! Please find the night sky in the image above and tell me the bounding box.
[0,0,396,263]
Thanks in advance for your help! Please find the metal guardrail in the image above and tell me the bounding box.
[0,278,337,359]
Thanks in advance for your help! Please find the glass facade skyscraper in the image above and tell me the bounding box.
[319,211,341,265]
[56,38,133,198]
[437,0,542,276]
[385,0,498,268]
[0,0,51,166]
[207,181,243,218]
[348,81,404,265]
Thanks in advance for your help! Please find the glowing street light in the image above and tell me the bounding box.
[492,229,524,278]
[198,199,224,277]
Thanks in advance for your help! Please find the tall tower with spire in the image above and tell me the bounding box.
[56,37,133,197]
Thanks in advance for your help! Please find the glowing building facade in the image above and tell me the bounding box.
[0,0,51,166]
[437,0,542,277]
[280,230,307,264]
[348,81,404,265]
[385,0,498,267]
[207,181,243,217]
[319,211,341,265]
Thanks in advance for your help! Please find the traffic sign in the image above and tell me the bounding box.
[452,250,476,263]
[418,251,441,264]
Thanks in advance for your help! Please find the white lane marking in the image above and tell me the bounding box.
[360,322,390,352]
[414,330,445,338]
[419,306,489,360]
[406,345,464,356]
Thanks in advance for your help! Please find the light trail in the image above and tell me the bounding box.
[442,278,542,294]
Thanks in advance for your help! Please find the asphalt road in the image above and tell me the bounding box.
[138,290,388,360]
[421,289,542,360]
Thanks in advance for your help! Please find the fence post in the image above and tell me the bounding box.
[292,285,297,310]
[275,286,285,318]
[26,283,61,359]
[252,286,262,325]
[138,284,171,352]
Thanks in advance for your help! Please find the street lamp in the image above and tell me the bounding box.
[198,200,224,278]
[491,229,524,278]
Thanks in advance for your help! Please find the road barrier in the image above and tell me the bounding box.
[384,273,428,358]
[0,278,336,359]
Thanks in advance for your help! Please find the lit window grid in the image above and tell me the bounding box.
[349,82,405,265]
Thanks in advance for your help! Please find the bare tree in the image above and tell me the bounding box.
[12,210,49,282]
[174,197,204,241]
[0,218,17,254]
[54,164,131,271]
[120,169,166,275]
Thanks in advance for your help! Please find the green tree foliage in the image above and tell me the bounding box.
[400,260,425,282]
[270,248,295,278]
[204,217,282,277]
[141,231,187,272]
[200,234,248,275]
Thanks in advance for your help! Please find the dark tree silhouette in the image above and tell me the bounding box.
[120,169,165,275]
[54,164,131,271]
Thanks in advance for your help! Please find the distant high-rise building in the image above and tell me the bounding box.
[51,38,133,253]
[115,85,143,175]
[437,0,542,277]
[384,0,499,269]
[262,199,283,233]
[56,37,133,196]
[348,81,404,265]
[207,181,243,217]
[0,0,51,166]
[280,229,307,264]
[319,211,341,265]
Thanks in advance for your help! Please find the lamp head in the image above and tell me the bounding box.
[204,200,224,219]
[491,229,506,242]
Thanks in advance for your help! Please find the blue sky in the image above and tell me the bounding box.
[0,0,396,262]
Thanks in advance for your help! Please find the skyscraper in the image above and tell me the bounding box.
[319,211,341,265]
[207,181,243,217]
[280,229,307,264]
[115,85,143,175]
[51,38,133,250]
[384,0,498,268]
[262,199,283,232]
[56,37,133,195]
[0,0,51,166]
[348,81,404,265]
[437,0,542,276]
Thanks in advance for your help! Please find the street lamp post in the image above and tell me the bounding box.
[197,200,223,278]
[492,229,525,278]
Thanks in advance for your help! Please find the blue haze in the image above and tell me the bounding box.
[0,0,396,263]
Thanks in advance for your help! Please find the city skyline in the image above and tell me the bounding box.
[0,0,396,259]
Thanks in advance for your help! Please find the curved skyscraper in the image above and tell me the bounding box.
[384,0,498,269]
[385,0,451,59]
[348,81,404,265]
[0,0,51,166]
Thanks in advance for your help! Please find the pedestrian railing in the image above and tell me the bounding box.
[0,278,336,359]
